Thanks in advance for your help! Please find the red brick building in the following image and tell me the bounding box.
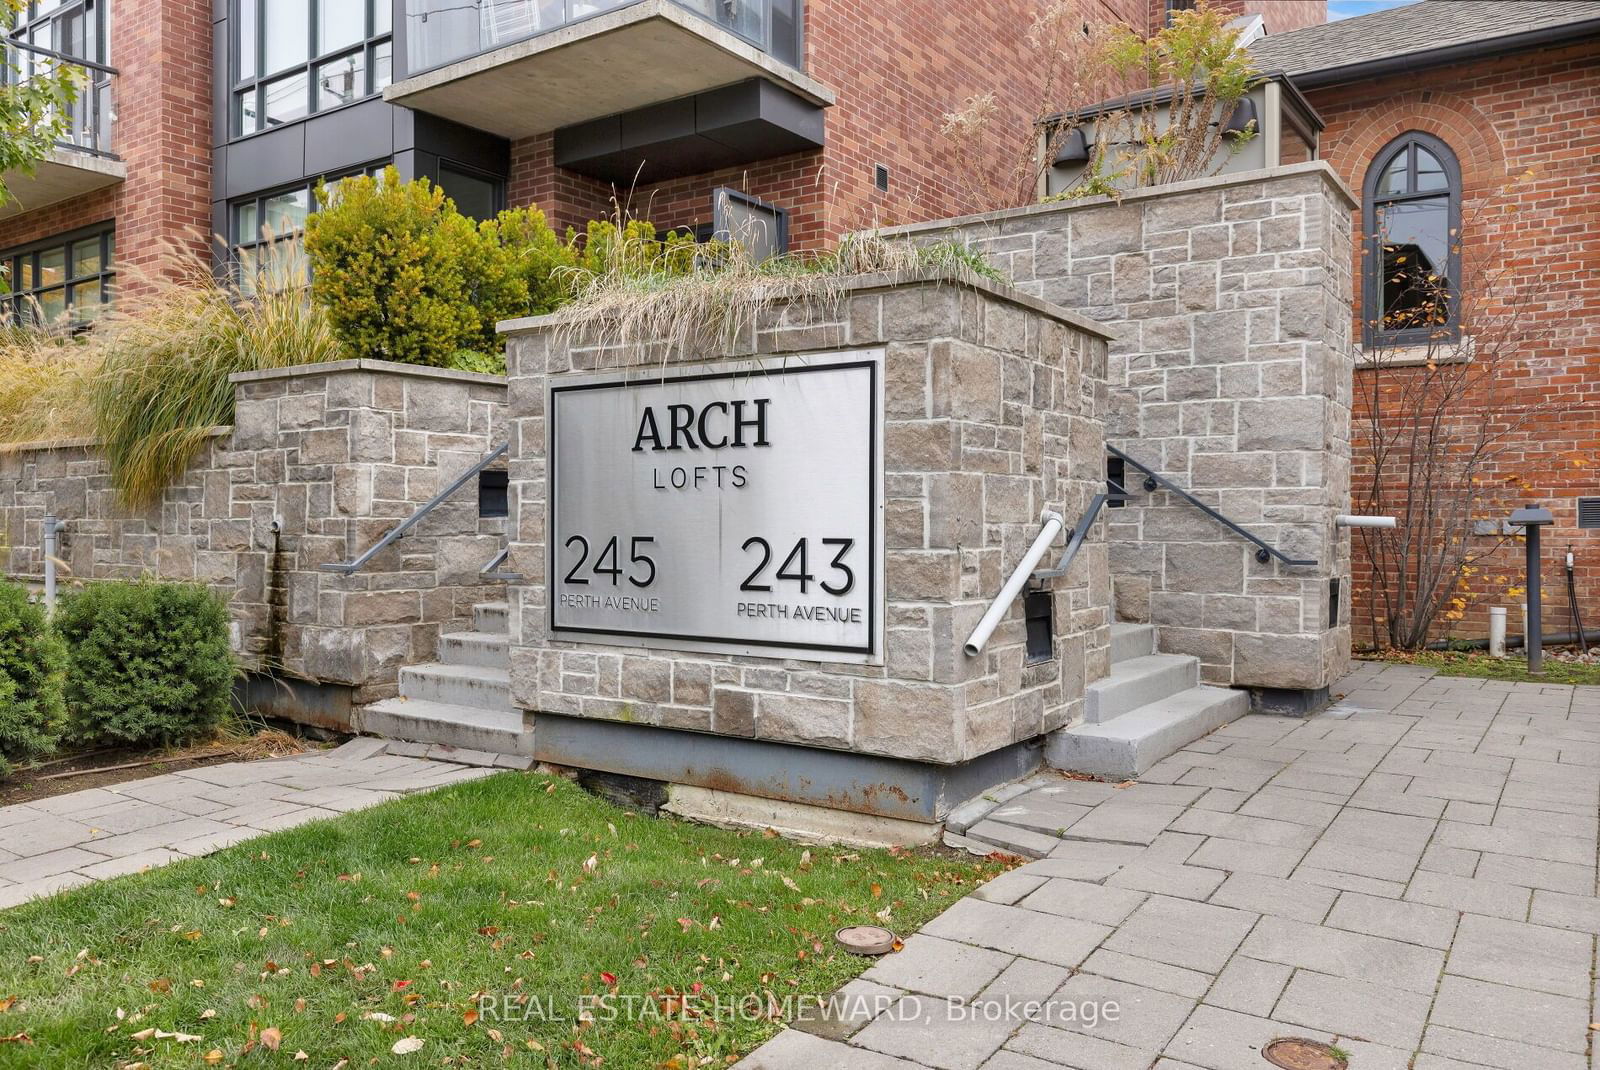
[1,0,1329,318]
[1250,1,1600,646]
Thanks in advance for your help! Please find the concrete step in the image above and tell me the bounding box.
[439,631,509,669]
[1085,653,1198,724]
[1045,685,1249,780]
[474,601,509,634]
[1110,622,1154,664]
[355,698,533,756]
[399,663,513,711]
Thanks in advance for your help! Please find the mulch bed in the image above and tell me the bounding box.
[0,737,302,808]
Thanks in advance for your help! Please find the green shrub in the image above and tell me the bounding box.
[56,581,235,749]
[305,169,693,367]
[0,580,66,775]
[306,169,555,366]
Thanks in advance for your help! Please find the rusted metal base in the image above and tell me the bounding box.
[1262,1037,1347,1070]
[532,713,1043,823]
[236,673,356,733]
[1248,686,1330,718]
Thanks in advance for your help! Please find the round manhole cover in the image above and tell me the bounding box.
[835,925,897,955]
[1262,1038,1347,1070]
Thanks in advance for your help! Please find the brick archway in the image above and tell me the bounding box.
[1321,90,1508,204]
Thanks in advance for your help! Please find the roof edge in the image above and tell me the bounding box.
[1274,16,1600,88]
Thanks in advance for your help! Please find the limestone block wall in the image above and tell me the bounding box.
[502,272,1113,764]
[885,163,1356,692]
[0,359,507,706]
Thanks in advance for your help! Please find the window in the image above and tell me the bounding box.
[712,188,788,262]
[438,163,502,222]
[3,1,105,64]
[233,0,394,137]
[0,224,115,327]
[1363,132,1461,346]
[3,0,111,152]
[230,163,388,293]
[1164,0,1196,25]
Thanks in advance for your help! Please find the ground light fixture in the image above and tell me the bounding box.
[1262,1037,1348,1069]
[1510,504,1554,674]
[834,926,897,956]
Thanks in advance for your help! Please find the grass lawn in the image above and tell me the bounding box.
[0,771,1006,1068]
[1362,650,1600,686]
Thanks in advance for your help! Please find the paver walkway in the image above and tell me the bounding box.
[0,738,520,909]
[743,662,1600,1070]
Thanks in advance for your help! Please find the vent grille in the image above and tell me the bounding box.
[1580,497,1600,530]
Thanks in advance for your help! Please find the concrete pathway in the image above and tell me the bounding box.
[0,738,523,909]
[743,662,1600,1070]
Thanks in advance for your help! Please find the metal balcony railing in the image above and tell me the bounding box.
[1,39,117,158]
[403,0,803,78]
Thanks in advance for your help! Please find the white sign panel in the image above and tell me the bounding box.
[548,350,884,662]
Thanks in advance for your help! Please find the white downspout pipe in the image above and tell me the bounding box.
[42,514,64,614]
[964,510,1065,658]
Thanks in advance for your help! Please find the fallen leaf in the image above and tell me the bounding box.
[391,1036,425,1055]
[293,1051,309,1061]
[147,979,172,994]
[260,1026,282,1051]
[0,997,13,1013]
[0,1033,30,1045]
[362,1012,396,1023]
[203,1050,224,1065]
[599,972,617,986]
[463,1009,479,1026]
[199,1009,216,1020]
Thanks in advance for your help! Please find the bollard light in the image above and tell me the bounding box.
[1509,505,1554,675]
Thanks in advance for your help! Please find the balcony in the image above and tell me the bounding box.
[0,41,122,221]
[386,0,831,140]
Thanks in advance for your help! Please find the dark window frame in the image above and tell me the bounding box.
[1362,130,1462,349]
[3,0,107,64]
[712,187,789,260]
[228,161,391,292]
[230,0,394,139]
[436,159,506,221]
[0,221,116,328]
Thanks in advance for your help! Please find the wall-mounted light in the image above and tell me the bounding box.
[1222,96,1258,140]
[1053,127,1090,167]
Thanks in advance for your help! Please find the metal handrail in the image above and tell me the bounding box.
[5,39,118,77]
[320,441,508,575]
[1108,444,1317,567]
[1032,492,1116,582]
[480,545,510,574]
[3,39,119,158]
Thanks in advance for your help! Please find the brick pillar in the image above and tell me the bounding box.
[109,0,214,278]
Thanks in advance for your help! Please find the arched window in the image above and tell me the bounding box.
[1363,132,1461,346]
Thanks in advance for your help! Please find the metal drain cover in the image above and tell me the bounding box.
[835,925,896,955]
[1263,1038,1347,1070]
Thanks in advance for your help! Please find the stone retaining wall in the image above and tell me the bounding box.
[0,359,507,711]
[501,272,1114,766]
[884,163,1357,697]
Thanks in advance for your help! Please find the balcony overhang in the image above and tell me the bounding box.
[384,0,833,140]
[0,148,125,221]
[554,78,823,186]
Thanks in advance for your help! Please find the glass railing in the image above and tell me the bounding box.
[403,0,802,80]
[1,39,117,157]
